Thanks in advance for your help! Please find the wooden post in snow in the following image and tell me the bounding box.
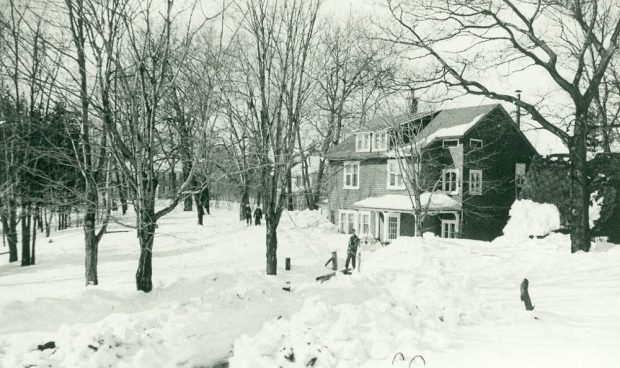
[520,278,535,311]
[285,257,291,271]
[331,251,337,270]
[358,252,361,272]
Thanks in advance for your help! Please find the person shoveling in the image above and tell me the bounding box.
[345,229,360,271]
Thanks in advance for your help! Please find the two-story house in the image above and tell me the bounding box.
[324,103,538,242]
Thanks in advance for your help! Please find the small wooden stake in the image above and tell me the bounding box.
[285,257,291,271]
[330,251,337,271]
[357,252,361,272]
[520,278,535,311]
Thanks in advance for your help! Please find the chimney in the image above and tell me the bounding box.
[515,89,522,129]
[407,88,418,115]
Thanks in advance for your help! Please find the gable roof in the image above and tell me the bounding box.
[326,104,502,160]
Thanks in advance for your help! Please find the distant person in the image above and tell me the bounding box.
[254,207,263,225]
[244,204,252,226]
[345,229,360,270]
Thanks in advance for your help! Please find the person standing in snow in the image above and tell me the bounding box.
[254,207,263,225]
[244,204,252,226]
[345,229,360,270]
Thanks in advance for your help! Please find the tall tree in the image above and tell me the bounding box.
[383,0,620,252]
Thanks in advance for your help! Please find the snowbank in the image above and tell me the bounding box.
[502,200,561,238]
[280,210,338,234]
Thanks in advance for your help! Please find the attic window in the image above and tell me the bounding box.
[356,133,370,152]
[373,132,387,151]
[442,139,459,148]
[470,139,483,149]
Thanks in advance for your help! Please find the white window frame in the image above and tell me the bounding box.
[441,219,458,238]
[386,159,406,190]
[386,213,400,240]
[343,161,360,189]
[442,169,459,195]
[469,169,483,195]
[442,139,459,148]
[359,211,371,235]
[373,132,387,151]
[339,209,359,234]
[470,138,483,149]
[356,133,371,152]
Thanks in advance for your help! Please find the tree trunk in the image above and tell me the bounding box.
[3,198,18,262]
[135,210,156,292]
[569,112,591,253]
[203,186,210,215]
[286,168,293,211]
[195,193,204,225]
[45,208,52,237]
[266,218,278,275]
[182,161,192,211]
[20,202,31,266]
[31,204,38,265]
[119,174,128,215]
[84,190,99,285]
[239,184,249,221]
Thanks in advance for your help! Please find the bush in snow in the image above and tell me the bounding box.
[503,200,561,238]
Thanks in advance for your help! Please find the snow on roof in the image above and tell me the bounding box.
[352,193,461,212]
[420,113,486,144]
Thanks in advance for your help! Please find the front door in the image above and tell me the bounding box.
[387,214,400,241]
[441,220,458,238]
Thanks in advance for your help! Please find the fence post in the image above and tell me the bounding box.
[285,257,291,271]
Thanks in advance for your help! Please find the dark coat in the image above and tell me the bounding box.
[244,206,252,219]
[254,208,263,219]
[348,234,360,255]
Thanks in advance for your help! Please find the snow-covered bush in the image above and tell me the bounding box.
[502,200,561,238]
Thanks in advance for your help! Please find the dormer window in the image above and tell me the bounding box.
[373,132,387,151]
[356,133,371,152]
[442,139,459,148]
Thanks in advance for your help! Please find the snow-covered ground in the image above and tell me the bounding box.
[1,203,619,367]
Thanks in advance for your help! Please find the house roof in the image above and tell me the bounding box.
[352,193,461,212]
[326,104,502,160]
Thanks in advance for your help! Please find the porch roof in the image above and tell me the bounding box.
[352,193,461,212]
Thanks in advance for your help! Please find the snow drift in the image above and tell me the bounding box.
[502,199,561,238]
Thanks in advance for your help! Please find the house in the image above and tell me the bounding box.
[324,103,538,242]
[155,161,183,199]
[290,156,324,210]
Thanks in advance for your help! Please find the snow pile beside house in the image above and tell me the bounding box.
[280,210,338,234]
[502,199,561,238]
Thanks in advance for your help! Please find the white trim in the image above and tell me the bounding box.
[442,169,459,195]
[372,132,387,152]
[386,159,406,190]
[469,138,483,149]
[469,169,483,195]
[442,139,459,148]
[355,133,371,152]
[441,219,458,238]
[386,213,400,240]
[339,209,358,234]
[343,161,360,189]
[359,211,371,236]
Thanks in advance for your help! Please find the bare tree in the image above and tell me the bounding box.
[383,0,620,252]
[231,0,320,274]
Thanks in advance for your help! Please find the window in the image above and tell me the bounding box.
[169,172,176,181]
[387,160,405,190]
[295,176,302,187]
[360,212,370,235]
[442,139,459,148]
[442,169,459,194]
[356,133,370,152]
[373,132,387,151]
[343,162,359,189]
[339,210,358,234]
[388,215,400,240]
[469,169,483,195]
[441,220,458,238]
[470,139,483,149]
